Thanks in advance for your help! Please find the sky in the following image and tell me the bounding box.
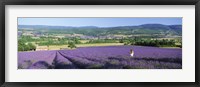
[18,18,182,27]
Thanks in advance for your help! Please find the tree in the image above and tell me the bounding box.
[18,39,26,51]
[68,41,76,49]
[73,37,81,44]
[28,43,36,50]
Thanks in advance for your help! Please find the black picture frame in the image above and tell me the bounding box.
[0,0,199,87]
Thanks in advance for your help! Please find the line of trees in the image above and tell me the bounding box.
[120,38,181,47]
[134,39,176,47]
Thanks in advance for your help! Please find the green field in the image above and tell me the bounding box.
[36,43,124,50]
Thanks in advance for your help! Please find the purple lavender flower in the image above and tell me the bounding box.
[18,46,182,69]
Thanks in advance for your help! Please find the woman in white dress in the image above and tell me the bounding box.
[130,49,134,57]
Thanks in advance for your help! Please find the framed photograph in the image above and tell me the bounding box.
[0,0,199,87]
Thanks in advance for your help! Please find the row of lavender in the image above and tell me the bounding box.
[18,46,182,69]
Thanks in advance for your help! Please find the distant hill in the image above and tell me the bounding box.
[18,25,98,30]
[18,24,182,36]
[168,25,182,35]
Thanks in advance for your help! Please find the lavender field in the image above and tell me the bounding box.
[18,46,182,69]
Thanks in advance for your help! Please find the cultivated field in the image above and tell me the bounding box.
[18,46,182,69]
[36,43,124,50]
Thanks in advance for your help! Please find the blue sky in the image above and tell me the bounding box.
[18,18,182,27]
